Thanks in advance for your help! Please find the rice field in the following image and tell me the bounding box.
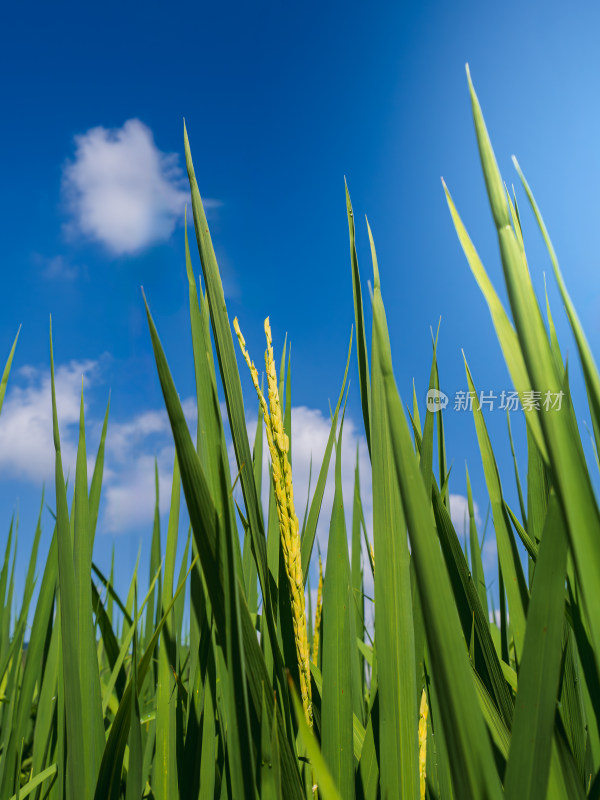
[2,67,600,799]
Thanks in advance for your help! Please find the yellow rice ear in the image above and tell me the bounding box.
[234,315,313,727]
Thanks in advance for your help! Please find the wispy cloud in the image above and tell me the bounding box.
[62,119,218,255]
[33,253,81,280]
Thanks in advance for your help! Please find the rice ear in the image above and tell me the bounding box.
[312,554,323,664]
[419,688,429,800]
[235,317,313,727]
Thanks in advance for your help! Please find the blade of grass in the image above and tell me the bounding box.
[89,396,110,548]
[94,557,195,800]
[155,453,181,800]
[125,588,143,800]
[260,684,281,800]
[50,320,88,800]
[101,565,163,716]
[7,765,57,800]
[0,518,14,666]
[73,385,105,784]
[320,421,355,798]
[464,357,528,662]
[351,444,365,724]
[466,67,600,677]
[143,293,303,799]
[506,409,527,528]
[372,284,503,799]
[466,464,487,615]
[0,327,20,417]
[526,423,549,545]
[345,182,371,455]
[0,493,45,796]
[504,491,569,799]
[288,673,343,800]
[184,212,239,578]
[442,179,547,462]
[300,331,352,582]
[369,228,418,799]
[145,460,161,654]
[513,157,600,460]
[184,124,275,636]
[430,477,514,727]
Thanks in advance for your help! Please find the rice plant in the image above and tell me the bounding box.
[1,66,600,799]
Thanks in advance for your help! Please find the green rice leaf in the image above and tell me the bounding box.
[125,589,143,800]
[101,564,162,716]
[504,492,569,799]
[260,684,281,800]
[320,424,355,799]
[92,580,127,701]
[143,293,303,799]
[351,444,365,723]
[442,179,547,461]
[370,233,418,798]
[465,70,600,678]
[184,123,276,637]
[345,181,371,455]
[6,765,57,800]
[50,319,89,800]
[466,464,487,615]
[89,396,110,548]
[94,558,195,800]
[526,422,549,546]
[464,357,528,662]
[300,331,352,582]
[155,454,181,800]
[513,157,600,459]
[558,627,587,787]
[506,409,527,528]
[288,673,343,800]
[357,710,379,800]
[372,286,503,799]
[0,327,19,418]
[431,478,514,727]
[74,386,105,784]
[145,460,161,653]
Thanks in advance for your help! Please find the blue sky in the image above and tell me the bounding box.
[3,1,600,607]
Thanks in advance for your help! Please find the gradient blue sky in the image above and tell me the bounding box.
[3,1,600,605]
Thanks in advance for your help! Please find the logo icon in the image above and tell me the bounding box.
[426,389,448,413]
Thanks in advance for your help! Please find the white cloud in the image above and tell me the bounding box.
[291,407,372,557]
[482,535,498,576]
[62,119,216,255]
[449,492,481,535]
[100,402,200,532]
[0,359,499,622]
[105,408,171,462]
[0,358,494,607]
[0,359,97,483]
[0,358,371,551]
[102,450,174,533]
[0,360,187,534]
